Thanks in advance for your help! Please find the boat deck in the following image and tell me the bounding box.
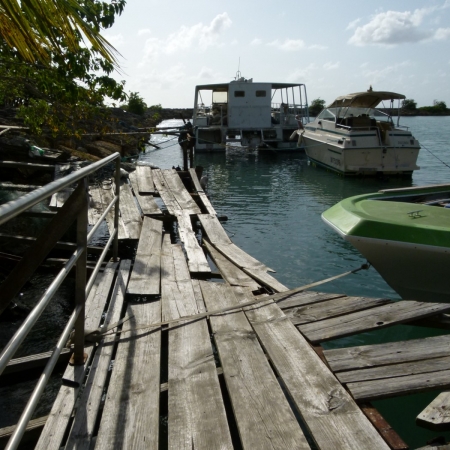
[2,166,450,449]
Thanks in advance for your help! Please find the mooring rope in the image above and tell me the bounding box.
[89,262,370,341]
[421,143,450,170]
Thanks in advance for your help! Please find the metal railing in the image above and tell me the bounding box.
[0,152,121,450]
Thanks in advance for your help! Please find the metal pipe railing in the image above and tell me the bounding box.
[0,152,119,226]
[0,152,122,449]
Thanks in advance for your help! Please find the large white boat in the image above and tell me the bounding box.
[192,74,309,152]
[302,89,420,176]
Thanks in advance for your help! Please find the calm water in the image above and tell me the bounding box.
[1,116,450,446]
[143,116,450,448]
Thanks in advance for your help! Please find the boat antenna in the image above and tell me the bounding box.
[235,57,241,80]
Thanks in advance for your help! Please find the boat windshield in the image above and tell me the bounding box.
[318,106,393,123]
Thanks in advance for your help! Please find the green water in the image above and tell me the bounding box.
[143,116,450,448]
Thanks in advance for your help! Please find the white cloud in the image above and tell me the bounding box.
[348,9,433,46]
[323,61,340,70]
[137,13,232,68]
[250,38,263,46]
[164,13,232,53]
[138,29,151,36]
[435,27,450,40]
[197,66,216,80]
[361,61,412,84]
[346,18,361,31]
[104,33,125,47]
[268,39,306,51]
[286,63,318,83]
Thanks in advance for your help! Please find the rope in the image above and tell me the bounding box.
[97,262,371,339]
[421,143,450,170]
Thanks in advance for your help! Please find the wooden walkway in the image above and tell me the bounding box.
[5,166,450,449]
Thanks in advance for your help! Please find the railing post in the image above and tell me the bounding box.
[113,156,120,261]
[71,178,89,366]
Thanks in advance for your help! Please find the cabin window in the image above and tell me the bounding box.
[234,91,245,97]
[255,90,266,97]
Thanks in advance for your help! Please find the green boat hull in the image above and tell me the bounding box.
[322,184,450,302]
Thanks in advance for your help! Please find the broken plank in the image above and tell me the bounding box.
[161,169,200,214]
[152,168,179,215]
[417,391,450,431]
[284,295,393,326]
[299,301,450,344]
[337,355,450,384]
[276,291,348,310]
[324,334,450,373]
[188,168,216,215]
[135,165,156,194]
[126,217,162,299]
[162,239,232,450]
[347,369,450,402]
[204,239,260,290]
[200,281,310,450]
[175,211,210,274]
[129,171,162,216]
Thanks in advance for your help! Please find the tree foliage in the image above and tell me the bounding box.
[0,0,128,137]
[126,92,147,116]
[309,98,326,116]
[402,99,417,111]
[0,0,122,66]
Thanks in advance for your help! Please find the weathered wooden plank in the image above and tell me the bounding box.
[65,260,131,450]
[152,168,179,215]
[230,286,390,450]
[188,168,216,215]
[118,181,142,239]
[324,334,450,373]
[198,214,232,245]
[276,291,347,310]
[337,355,450,384]
[299,301,450,344]
[135,165,156,194]
[285,296,393,326]
[126,217,162,299]
[200,281,310,450]
[175,211,210,274]
[161,239,232,450]
[129,170,162,216]
[161,169,200,215]
[417,391,450,431]
[204,239,260,290]
[35,262,118,450]
[347,369,450,402]
[2,348,71,375]
[94,300,161,449]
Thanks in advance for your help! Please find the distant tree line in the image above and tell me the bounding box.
[402,99,448,114]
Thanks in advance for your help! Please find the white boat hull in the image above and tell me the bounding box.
[345,234,450,302]
[303,138,420,175]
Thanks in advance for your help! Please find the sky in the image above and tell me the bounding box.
[103,0,450,108]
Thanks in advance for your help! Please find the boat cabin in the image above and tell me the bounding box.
[193,76,309,151]
[316,90,408,145]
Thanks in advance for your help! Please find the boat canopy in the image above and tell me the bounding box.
[328,91,406,109]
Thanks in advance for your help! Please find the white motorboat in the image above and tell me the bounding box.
[301,88,420,176]
[192,73,309,152]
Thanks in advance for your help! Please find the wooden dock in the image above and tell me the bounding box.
[2,165,450,449]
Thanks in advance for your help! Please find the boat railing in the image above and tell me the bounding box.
[0,152,121,449]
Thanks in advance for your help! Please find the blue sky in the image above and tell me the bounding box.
[104,0,450,108]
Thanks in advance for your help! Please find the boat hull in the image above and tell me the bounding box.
[303,137,419,176]
[322,185,450,302]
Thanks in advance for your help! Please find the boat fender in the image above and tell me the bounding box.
[297,130,305,146]
[289,130,299,141]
